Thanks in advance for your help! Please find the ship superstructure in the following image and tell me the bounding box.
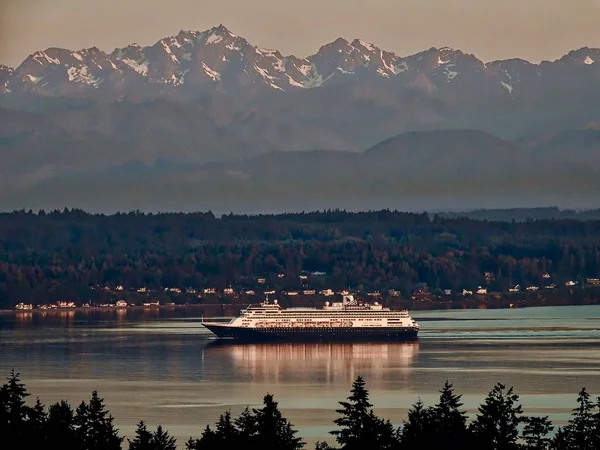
[202,295,419,341]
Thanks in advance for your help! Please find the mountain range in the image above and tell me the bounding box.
[1,25,600,213]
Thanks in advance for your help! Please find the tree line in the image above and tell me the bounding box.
[3,370,600,450]
[1,209,600,308]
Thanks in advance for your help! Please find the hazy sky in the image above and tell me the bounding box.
[2,0,600,67]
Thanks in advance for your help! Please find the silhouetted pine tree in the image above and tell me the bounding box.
[551,427,572,450]
[375,416,400,450]
[234,406,257,442]
[253,394,304,450]
[27,397,47,448]
[185,436,201,450]
[469,383,526,450]
[521,416,553,450]
[189,425,219,450]
[74,390,123,450]
[592,396,600,447]
[214,411,239,448]
[552,388,597,450]
[400,398,434,449]
[128,421,154,450]
[430,381,470,449]
[74,400,90,446]
[330,376,394,450]
[0,370,29,442]
[152,425,177,450]
[46,400,78,450]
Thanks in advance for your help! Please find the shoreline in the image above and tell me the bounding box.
[0,303,204,315]
[2,297,598,316]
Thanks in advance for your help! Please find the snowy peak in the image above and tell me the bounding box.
[27,50,61,66]
[349,39,402,77]
[313,37,369,66]
[405,47,474,70]
[351,39,377,53]
[2,26,600,98]
[111,45,148,76]
[308,37,403,81]
[394,47,484,86]
[15,46,129,93]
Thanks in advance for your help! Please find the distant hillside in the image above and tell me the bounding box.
[3,129,599,213]
[435,207,600,222]
[529,129,600,165]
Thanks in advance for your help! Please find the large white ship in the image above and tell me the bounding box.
[202,294,419,341]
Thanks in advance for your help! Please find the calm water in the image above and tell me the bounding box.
[1,305,600,447]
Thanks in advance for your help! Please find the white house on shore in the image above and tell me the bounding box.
[15,303,33,310]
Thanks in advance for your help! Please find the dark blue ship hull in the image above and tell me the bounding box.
[202,323,419,342]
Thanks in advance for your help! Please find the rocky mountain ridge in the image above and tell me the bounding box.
[2,25,600,100]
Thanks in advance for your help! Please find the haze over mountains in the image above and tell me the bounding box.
[1,25,600,213]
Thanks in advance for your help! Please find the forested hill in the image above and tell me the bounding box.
[1,209,600,308]
[435,207,600,222]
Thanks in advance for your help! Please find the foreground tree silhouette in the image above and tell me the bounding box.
[552,387,597,450]
[215,411,237,444]
[152,425,177,450]
[28,397,48,448]
[74,390,123,450]
[0,369,49,448]
[431,381,470,448]
[234,407,257,443]
[190,395,302,450]
[128,421,154,450]
[189,411,242,450]
[46,400,78,450]
[0,370,30,441]
[8,369,600,450]
[522,416,553,450]
[329,376,397,450]
[186,425,217,450]
[469,383,526,450]
[330,376,375,449]
[253,394,304,450]
[400,398,434,449]
[401,381,471,449]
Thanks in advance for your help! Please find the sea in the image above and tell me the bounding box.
[1,304,600,448]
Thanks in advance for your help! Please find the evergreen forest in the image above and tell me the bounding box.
[2,370,600,450]
[2,209,600,308]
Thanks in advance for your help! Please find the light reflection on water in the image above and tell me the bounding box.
[1,305,600,447]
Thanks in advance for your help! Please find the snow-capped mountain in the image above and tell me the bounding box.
[2,24,599,99]
[3,25,318,95]
[3,25,600,214]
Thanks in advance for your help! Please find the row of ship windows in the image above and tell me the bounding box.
[243,318,389,322]
[246,313,408,317]
[242,319,406,322]
[258,328,417,333]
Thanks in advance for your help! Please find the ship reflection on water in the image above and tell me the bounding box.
[201,340,419,384]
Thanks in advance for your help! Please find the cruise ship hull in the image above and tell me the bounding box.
[202,323,419,342]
